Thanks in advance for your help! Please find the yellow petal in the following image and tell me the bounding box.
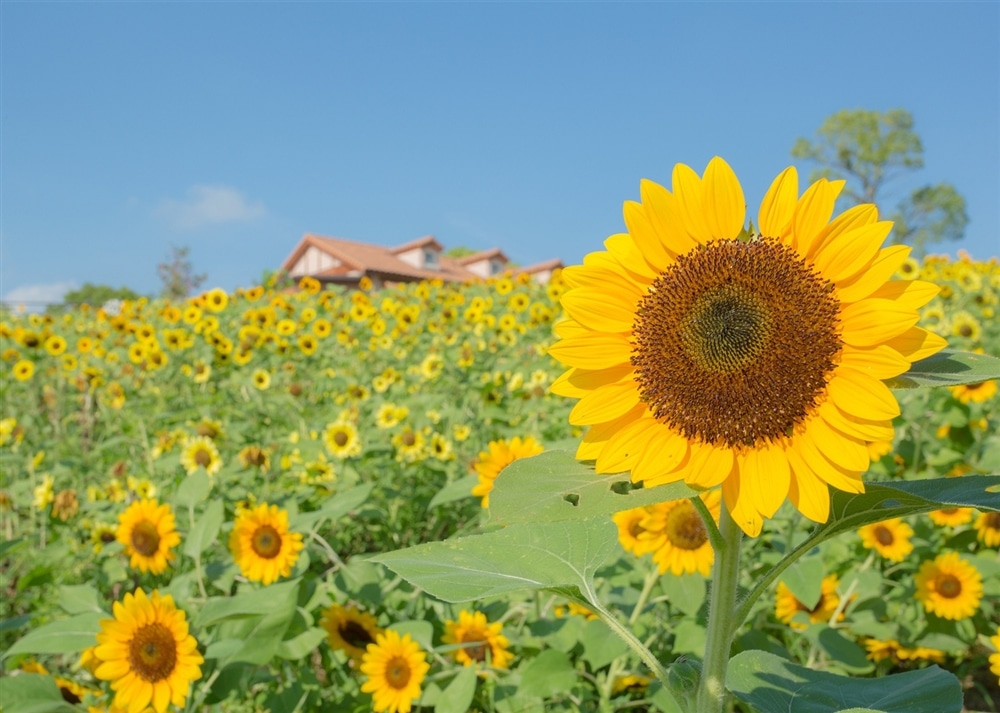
[794,427,866,494]
[839,343,912,379]
[548,332,633,370]
[867,279,940,311]
[785,446,831,523]
[812,221,893,285]
[742,441,790,518]
[840,298,920,347]
[577,406,645,460]
[561,288,638,333]
[569,378,641,425]
[722,470,763,537]
[828,367,901,420]
[702,157,746,239]
[758,166,799,238]
[624,199,673,269]
[605,233,658,279]
[817,399,895,442]
[550,365,634,398]
[553,317,587,339]
[640,179,699,256]
[672,163,712,244]
[632,427,689,485]
[807,203,879,260]
[684,441,734,489]
[597,416,657,473]
[806,416,869,471]
[836,245,911,303]
[885,326,947,362]
[790,178,845,255]
[153,681,171,713]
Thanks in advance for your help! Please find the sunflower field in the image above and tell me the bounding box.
[3,185,1000,711]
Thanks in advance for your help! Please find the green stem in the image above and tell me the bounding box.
[691,495,724,553]
[694,503,742,713]
[628,566,660,626]
[584,598,672,697]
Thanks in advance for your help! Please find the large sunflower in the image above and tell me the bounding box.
[360,630,430,713]
[116,499,181,575]
[94,589,203,713]
[319,603,382,661]
[914,552,982,620]
[471,436,545,507]
[858,517,914,562]
[549,157,944,536]
[442,610,515,669]
[228,503,304,585]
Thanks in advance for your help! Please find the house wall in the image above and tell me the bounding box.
[290,246,340,277]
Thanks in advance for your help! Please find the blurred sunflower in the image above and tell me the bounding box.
[645,492,721,577]
[392,427,426,463]
[613,506,661,557]
[13,359,34,381]
[251,369,271,390]
[949,310,981,341]
[360,630,430,713]
[928,507,974,528]
[775,574,842,630]
[116,499,181,575]
[470,436,545,507]
[990,627,1000,678]
[180,436,222,476]
[320,603,382,660]
[858,517,914,562]
[974,511,1000,547]
[323,420,362,458]
[94,589,203,713]
[549,157,943,536]
[914,552,982,620]
[44,334,67,356]
[950,380,997,405]
[229,502,303,585]
[237,445,271,473]
[442,610,514,668]
[203,288,228,313]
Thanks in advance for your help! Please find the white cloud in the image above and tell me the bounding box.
[156,185,266,230]
[2,281,77,312]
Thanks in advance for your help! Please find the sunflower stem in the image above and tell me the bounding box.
[691,496,724,553]
[694,503,742,713]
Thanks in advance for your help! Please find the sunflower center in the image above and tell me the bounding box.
[130,520,161,557]
[251,525,283,559]
[632,239,842,449]
[664,501,708,550]
[334,431,349,447]
[128,622,178,683]
[873,525,895,546]
[385,656,411,689]
[462,638,489,662]
[935,574,962,599]
[984,512,1000,529]
[194,448,211,467]
[340,621,376,649]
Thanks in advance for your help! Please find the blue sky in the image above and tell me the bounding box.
[3,2,998,306]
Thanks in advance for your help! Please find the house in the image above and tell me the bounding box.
[280,233,562,289]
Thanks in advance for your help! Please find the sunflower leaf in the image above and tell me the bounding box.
[726,650,961,713]
[488,451,699,527]
[0,674,79,713]
[367,517,619,603]
[888,349,1000,388]
[2,612,104,659]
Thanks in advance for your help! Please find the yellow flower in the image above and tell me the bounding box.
[442,610,514,668]
[613,506,661,557]
[33,474,55,510]
[949,380,997,405]
[989,626,1000,679]
[863,638,945,665]
[237,445,271,473]
[360,630,430,713]
[44,334,67,356]
[470,436,544,507]
[914,552,982,620]
[116,499,181,575]
[392,427,426,463]
[323,420,362,458]
[13,359,35,381]
[94,589,203,713]
[974,510,1000,548]
[180,436,222,476]
[228,502,303,585]
[251,368,271,390]
[775,574,842,630]
[928,507,975,528]
[549,157,944,536]
[858,517,914,562]
[203,288,228,313]
[319,603,382,660]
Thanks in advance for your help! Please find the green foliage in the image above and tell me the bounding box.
[888,349,1000,388]
[59,282,142,309]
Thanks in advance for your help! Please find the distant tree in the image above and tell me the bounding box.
[444,246,477,258]
[792,108,968,256]
[158,245,206,301]
[60,283,141,308]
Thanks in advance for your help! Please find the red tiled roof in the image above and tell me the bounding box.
[453,247,509,265]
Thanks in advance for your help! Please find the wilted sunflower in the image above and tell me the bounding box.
[180,436,222,476]
[775,574,842,630]
[442,610,514,669]
[94,589,203,713]
[549,157,944,536]
[974,510,1000,548]
[914,552,982,620]
[360,630,430,713]
[116,499,181,575]
[858,517,914,562]
[928,507,974,528]
[228,502,303,585]
[471,436,545,507]
[320,603,382,661]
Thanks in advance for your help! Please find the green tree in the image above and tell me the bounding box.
[792,108,968,256]
[158,245,206,301]
[443,246,477,258]
[60,283,142,308]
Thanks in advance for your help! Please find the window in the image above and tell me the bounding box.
[423,248,439,268]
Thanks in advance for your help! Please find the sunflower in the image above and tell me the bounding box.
[928,507,974,528]
[974,510,1000,547]
[775,574,842,630]
[251,369,271,391]
[45,334,67,356]
[914,552,982,620]
[13,359,34,381]
[549,157,944,536]
[392,427,426,463]
[471,436,545,507]
[320,603,382,660]
[863,638,945,665]
[116,499,181,575]
[858,517,914,562]
[228,502,303,585]
[950,380,997,405]
[990,626,1000,679]
[359,630,430,713]
[180,436,222,476]
[644,491,721,576]
[94,589,203,713]
[203,288,228,313]
[323,420,362,458]
[613,506,661,557]
[237,445,271,473]
[442,610,514,669]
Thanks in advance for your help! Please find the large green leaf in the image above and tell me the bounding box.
[291,483,374,530]
[0,675,78,713]
[488,451,698,527]
[368,517,619,603]
[726,650,961,713]
[3,612,105,659]
[196,579,301,628]
[888,349,1000,388]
